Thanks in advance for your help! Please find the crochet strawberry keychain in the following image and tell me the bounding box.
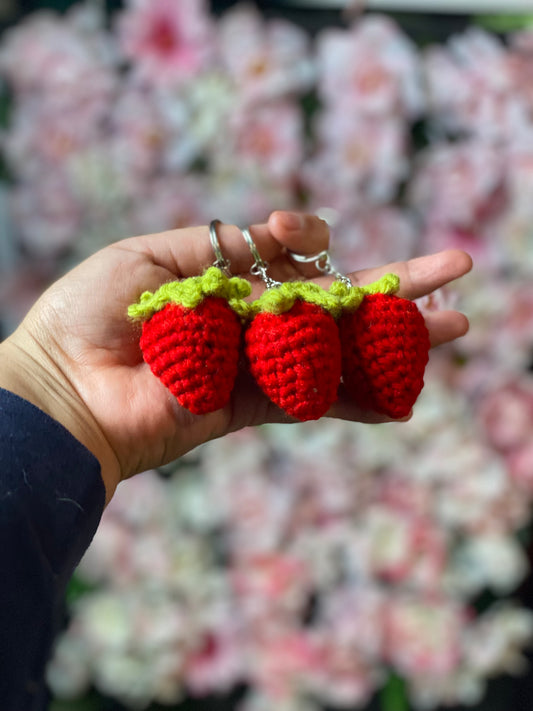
[242,227,343,422]
[308,251,431,419]
[128,220,251,415]
[128,219,430,421]
[244,231,430,421]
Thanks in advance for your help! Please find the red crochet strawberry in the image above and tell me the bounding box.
[128,267,251,415]
[338,290,430,419]
[244,283,341,422]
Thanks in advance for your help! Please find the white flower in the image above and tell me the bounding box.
[447,533,528,595]
[78,592,134,651]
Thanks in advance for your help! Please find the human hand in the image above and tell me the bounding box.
[0,212,472,502]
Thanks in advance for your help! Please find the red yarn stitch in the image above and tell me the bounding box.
[245,300,342,422]
[339,293,430,418]
[140,297,242,415]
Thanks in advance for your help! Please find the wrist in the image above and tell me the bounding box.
[0,329,121,504]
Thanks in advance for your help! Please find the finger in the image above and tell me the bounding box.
[326,393,411,424]
[266,211,332,280]
[124,212,330,279]
[349,249,473,300]
[425,309,470,347]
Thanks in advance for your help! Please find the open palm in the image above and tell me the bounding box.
[0,212,472,502]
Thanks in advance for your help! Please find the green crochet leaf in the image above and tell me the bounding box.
[128,267,252,320]
[249,281,343,317]
[330,273,400,312]
[129,269,401,322]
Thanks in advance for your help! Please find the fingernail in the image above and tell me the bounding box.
[280,212,304,231]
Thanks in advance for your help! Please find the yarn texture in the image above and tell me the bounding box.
[129,268,250,415]
[245,299,342,422]
[339,292,430,418]
[330,272,400,311]
[128,266,429,420]
[140,297,242,415]
[250,281,342,318]
[128,267,251,321]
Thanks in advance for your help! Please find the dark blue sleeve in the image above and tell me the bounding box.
[0,388,106,711]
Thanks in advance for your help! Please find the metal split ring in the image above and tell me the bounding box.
[241,227,282,289]
[287,249,331,273]
[209,219,232,276]
[287,248,351,286]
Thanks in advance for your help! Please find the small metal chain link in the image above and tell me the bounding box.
[209,219,232,276]
[241,227,282,289]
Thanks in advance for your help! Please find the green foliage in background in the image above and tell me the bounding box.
[475,13,533,32]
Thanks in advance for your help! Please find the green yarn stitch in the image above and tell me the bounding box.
[128,266,252,320]
[331,273,400,312]
[128,270,401,321]
[249,281,343,318]
[247,273,400,318]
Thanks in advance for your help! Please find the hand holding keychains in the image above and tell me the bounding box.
[130,217,449,422]
[0,211,471,501]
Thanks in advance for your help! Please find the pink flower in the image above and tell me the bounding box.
[497,134,533,262]
[316,15,424,118]
[312,586,384,706]
[218,4,314,105]
[77,517,134,586]
[3,103,102,182]
[477,279,533,371]
[508,30,533,118]
[10,175,82,255]
[421,225,501,271]
[361,506,448,591]
[249,631,321,701]
[385,596,464,678]
[117,0,214,85]
[328,207,419,273]
[478,380,533,454]
[286,463,364,531]
[424,28,530,141]
[312,645,379,708]
[318,585,386,662]
[408,140,506,234]
[208,468,292,557]
[185,614,245,696]
[428,438,527,534]
[0,264,53,333]
[201,171,294,241]
[232,553,310,619]
[129,174,208,235]
[104,469,170,528]
[218,102,304,183]
[108,87,165,179]
[508,442,533,493]
[0,6,116,100]
[302,114,408,212]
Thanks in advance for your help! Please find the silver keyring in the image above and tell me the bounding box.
[287,248,351,286]
[287,249,330,271]
[209,219,232,275]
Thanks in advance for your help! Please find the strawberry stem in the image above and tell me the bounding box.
[331,272,400,312]
[361,273,400,296]
[249,281,342,318]
[128,267,252,320]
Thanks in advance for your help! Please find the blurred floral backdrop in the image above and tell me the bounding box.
[2,1,533,710]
